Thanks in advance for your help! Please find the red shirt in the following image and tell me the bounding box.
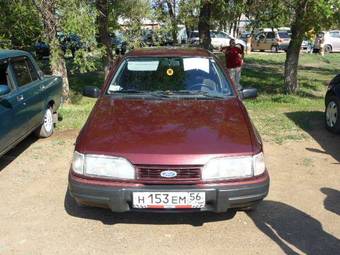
[225,46,243,69]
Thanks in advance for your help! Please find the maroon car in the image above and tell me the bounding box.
[68,48,269,213]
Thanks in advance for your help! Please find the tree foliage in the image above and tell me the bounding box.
[0,0,43,47]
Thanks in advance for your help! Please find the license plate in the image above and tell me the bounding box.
[132,192,205,209]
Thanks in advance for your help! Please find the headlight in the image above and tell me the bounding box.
[202,152,266,180]
[71,151,135,179]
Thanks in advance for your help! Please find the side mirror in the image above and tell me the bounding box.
[0,85,10,96]
[83,86,100,98]
[240,87,257,99]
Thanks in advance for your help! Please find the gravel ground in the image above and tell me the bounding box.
[0,129,339,255]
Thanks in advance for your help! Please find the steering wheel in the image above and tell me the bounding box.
[188,83,214,91]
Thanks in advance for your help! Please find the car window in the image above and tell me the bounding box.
[26,59,39,81]
[11,59,33,87]
[278,32,290,38]
[0,60,14,94]
[330,32,340,38]
[216,32,229,39]
[108,57,233,98]
[256,33,265,40]
[266,32,275,39]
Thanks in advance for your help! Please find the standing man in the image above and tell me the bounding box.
[221,39,244,90]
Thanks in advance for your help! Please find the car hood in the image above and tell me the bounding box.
[77,97,255,165]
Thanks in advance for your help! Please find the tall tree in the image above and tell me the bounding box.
[33,0,70,100]
[198,0,212,49]
[96,0,114,78]
[165,0,178,44]
[284,0,340,93]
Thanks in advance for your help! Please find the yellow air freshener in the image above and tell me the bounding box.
[166,68,174,76]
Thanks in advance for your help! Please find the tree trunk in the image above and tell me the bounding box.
[198,0,212,49]
[33,0,70,101]
[166,0,178,44]
[96,0,114,78]
[283,1,307,94]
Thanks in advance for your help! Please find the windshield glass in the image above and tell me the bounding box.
[108,57,232,98]
[278,32,290,38]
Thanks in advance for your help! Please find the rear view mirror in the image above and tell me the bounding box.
[240,87,257,99]
[0,85,10,96]
[83,86,100,98]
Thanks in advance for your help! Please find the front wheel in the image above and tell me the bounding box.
[325,96,340,133]
[324,44,332,53]
[271,45,278,53]
[35,107,54,138]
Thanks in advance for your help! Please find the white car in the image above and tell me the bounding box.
[189,30,246,50]
[210,31,246,50]
[314,30,340,53]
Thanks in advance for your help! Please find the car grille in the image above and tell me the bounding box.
[136,166,202,183]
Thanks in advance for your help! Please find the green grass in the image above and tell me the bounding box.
[56,52,340,143]
[238,52,338,143]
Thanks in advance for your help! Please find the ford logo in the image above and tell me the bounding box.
[160,170,177,178]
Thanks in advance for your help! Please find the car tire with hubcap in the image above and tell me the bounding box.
[271,45,278,53]
[325,96,340,133]
[324,44,332,53]
[35,107,54,138]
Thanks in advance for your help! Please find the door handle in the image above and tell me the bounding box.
[17,95,24,101]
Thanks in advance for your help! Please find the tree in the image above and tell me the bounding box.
[96,0,114,78]
[283,0,340,93]
[198,0,212,49]
[0,0,43,48]
[33,0,70,100]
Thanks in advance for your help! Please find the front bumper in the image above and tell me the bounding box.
[68,172,269,213]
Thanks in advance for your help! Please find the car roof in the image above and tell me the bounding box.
[0,50,31,60]
[124,47,213,58]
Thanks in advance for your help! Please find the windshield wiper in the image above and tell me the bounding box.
[163,90,227,99]
[108,89,144,94]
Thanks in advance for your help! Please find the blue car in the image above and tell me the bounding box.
[0,50,63,157]
[325,74,340,133]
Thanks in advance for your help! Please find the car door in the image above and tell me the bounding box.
[10,56,45,135]
[0,59,18,154]
[331,31,340,51]
[256,32,267,50]
[264,32,276,50]
[210,31,218,48]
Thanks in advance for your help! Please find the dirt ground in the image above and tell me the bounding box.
[0,129,339,255]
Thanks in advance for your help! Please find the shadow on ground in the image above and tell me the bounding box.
[285,111,340,162]
[247,200,340,255]
[0,134,38,172]
[321,188,340,216]
[64,191,236,226]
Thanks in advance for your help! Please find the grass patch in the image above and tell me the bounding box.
[239,52,338,143]
[55,52,340,143]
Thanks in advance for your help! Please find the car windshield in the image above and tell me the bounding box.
[107,57,232,99]
[278,32,290,38]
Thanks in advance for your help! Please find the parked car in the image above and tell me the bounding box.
[251,30,290,52]
[0,50,63,157]
[239,31,251,43]
[35,33,85,59]
[325,74,340,133]
[35,40,50,59]
[314,30,340,53]
[189,30,246,50]
[68,48,270,213]
[111,32,128,55]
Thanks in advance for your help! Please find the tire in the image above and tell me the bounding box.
[324,44,332,53]
[271,45,278,53]
[35,107,54,138]
[325,95,340,133]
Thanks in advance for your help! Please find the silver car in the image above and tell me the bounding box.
[314,30,340,53]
